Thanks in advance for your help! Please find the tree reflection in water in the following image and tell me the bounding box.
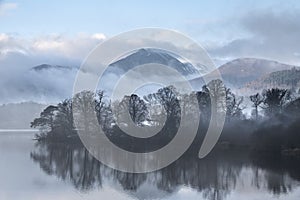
[30,141,300,200]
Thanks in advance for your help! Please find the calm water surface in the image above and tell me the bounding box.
[1,131,300,200]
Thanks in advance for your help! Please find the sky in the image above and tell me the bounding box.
[1,0,300,64]
[0,0,284,36]
[1,0,300,103]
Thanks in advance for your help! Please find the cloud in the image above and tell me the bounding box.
[0,33,8,41]
[208,9,300,66]
[2,14,300,104]
[0,33,106,64]
[91,33,106,40]
[0,31,202,103]
[0,30,214,104]
[0,2,18,16]
[0,33,106,104]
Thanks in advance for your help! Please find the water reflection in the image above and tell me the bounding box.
[30,141,300,200]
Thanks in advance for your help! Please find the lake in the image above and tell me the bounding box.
[1,131,300,200]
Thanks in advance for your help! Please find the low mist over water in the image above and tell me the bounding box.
[0,131,299,200]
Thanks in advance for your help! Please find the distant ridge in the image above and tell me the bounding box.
[189,58,300,92]
[31,64,73,71]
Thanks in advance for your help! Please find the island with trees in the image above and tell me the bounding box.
[31,79,300,156]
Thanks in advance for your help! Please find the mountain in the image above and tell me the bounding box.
[189,58,300,91]
[109,48,199,78]
[31,58,298,86]
[6,54,300,104]
[243,67,300,92]
[1,48,201,104]
[31,64,73,71]
[31,49,199,77]
[95,48,204,97]
[217,58,299,87]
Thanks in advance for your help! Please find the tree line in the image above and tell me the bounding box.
[31,79,300,154]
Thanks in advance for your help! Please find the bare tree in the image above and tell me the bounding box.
[73,91,99,134]
[250,93,264,120]
[262,88,291,116]
[118,94,148,126]
[225,88,244,120]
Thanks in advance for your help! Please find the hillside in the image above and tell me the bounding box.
[243,67,300,92]
[189,58,300,92]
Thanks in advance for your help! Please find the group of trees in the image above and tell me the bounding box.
[31,85,182,140]
[31,101,75,139]
[31,79,300,153]
[250,88,292,119]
